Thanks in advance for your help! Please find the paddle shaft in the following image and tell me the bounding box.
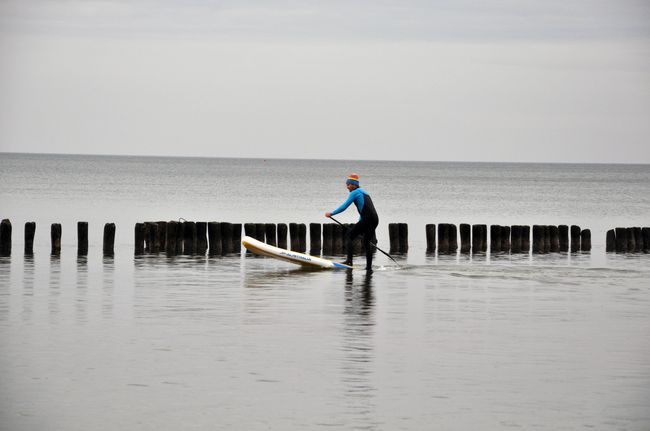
[328,216,400,266]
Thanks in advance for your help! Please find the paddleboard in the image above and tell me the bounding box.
[241,236,352,269]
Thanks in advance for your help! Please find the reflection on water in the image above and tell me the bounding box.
[48,255,60,321]
[22,255,34,322]
[76,257,88,324]
[342,270,378,429]
[102,257,114,318]
[1,249,649,430]
[0,256,10,321]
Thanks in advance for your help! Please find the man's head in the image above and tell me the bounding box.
[346,173,360,191]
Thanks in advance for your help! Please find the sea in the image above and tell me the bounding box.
[1,153,649,430]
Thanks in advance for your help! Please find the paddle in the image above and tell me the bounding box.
[328,216,400,267]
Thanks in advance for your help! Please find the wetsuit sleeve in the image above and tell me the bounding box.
[330,191,357,216]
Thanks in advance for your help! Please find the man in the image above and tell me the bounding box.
[325,173,379,270]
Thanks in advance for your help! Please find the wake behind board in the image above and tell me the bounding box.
[241,236,352,269]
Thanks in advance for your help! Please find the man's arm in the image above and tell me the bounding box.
[328,191,356,217]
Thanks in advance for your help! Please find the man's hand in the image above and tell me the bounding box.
[325,212,332,218]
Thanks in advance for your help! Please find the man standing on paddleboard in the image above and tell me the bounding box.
[325,173,379,270]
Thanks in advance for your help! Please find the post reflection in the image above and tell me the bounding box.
[76,256,88,323]
[22,255,35,321]
[102,256,114,318]
[341,270,379,429]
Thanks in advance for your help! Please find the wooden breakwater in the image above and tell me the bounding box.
[425,223,591,254]
[606,227,650,253]
[1,218,648,258]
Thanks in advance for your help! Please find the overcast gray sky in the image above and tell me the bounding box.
[1,0,649,163]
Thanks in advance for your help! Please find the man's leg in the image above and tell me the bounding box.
[363,224,377,270]
[344,222,364,265]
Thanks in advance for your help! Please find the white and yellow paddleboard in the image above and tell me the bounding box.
[241,236,352,269]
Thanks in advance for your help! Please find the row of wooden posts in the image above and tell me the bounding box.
[134,221,376,256]
[2,219,648,258]
[425,224,592,254]
[0,219,376,257]
[606,227,650,253]
[0,220,116,257]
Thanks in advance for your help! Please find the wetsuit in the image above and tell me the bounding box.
[330,188,379,269]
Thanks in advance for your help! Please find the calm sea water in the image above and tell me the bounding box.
[1,153,649,430]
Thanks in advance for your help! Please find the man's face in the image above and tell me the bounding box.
[346,183,356,192]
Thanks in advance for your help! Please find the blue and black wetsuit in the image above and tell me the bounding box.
[330,188,379,268]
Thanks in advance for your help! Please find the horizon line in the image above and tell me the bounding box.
[1,150,648,167]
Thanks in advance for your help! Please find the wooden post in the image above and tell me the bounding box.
[500,225,511,253]
[134,223,145,255]
[521,225,530,253]
[633,227,642,253]
[446,224,456,253]
[481,224,487,253]
[24,222,36,255]
[511,225,522,253]
[153,222,162,252]
[389,223,400,253]
[196,222,208,255]
[220,223,233,254]
[570,225,581,253]
[460,223,471,254]
[143,222,152,253]
[244,223,256,239]
[322,223,333,255]
[476,225,485,253]
[558,225,569,252]
[183,221,197,254]
[458,223,472,253]
[174,222,183,254]
[166,221,178,255]
[146,222,159,253]
[549,225,560,252]
[51,223,62,256]
[438,223,449,254]
[255,223,265,242]
[544,225,551,253]
[75,221,88,256]
[103,223,115,256]
[399,223,408,253]
[310,223,321,255]
[472,224,485,253]
[489,225,500,254]
[298,223,307,253]
[207,222,222,255]
[624,228,635,252]
[230,223,242,254]
[277,224,288,249]
[265,223,277,247]
[0,219,12,256]
[615,227,627,253]
[580,229,591,252]
[605,229,616,252]
[642,227,650,253]
[156,221,167,252]
[425,224,436,253]
[532,225,543,253]
[289,223,299,251]
[333,223,345,255]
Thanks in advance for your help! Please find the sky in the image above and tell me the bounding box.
[0,0,649,163]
